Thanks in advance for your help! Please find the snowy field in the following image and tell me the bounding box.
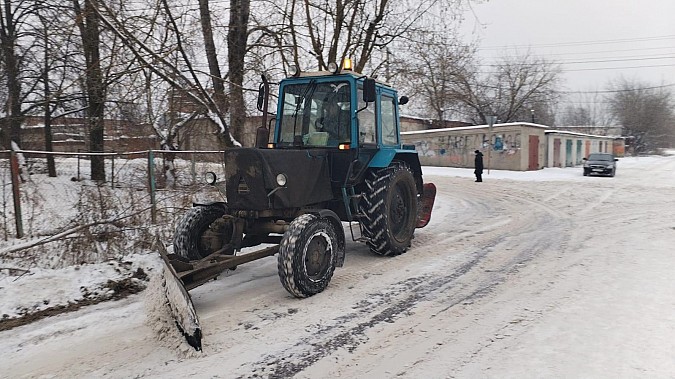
[1,151,674,378]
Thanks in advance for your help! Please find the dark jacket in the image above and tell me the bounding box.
[474,151,484,173]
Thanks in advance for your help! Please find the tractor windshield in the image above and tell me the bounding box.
[277,81,351,147]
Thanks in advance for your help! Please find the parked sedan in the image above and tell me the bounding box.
[583,153,618,177]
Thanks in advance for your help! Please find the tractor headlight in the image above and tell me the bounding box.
[276,173,288,187]
[204,171,217,185]
[327,62,339,74]
[288,65,300,77]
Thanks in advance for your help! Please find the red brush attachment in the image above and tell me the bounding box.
[416,183,436,228]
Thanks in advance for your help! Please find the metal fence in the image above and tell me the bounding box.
[0,149,227,240]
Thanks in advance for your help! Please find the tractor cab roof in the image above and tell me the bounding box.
[282,59,393,89]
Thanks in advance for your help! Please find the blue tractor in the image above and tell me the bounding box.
[162,60,436,350]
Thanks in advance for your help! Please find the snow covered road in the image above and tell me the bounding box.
[2,154,675,378]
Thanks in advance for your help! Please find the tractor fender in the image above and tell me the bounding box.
[393,153,424,195]
[307,209,346,267]
[191,201,228,211]
[369,150,423,194]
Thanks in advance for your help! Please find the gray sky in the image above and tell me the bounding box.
[460,0,675,97]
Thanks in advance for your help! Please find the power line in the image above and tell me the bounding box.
[559,83,675,94]
[480,55,675,67]
[476,62,675,74]
[559,55,675,65]
[478,34,675,51]
[484,45,675,59]
[560,63,675,72]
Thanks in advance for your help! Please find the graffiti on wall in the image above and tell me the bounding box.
[496,133,521,155]
[415,139,435,157]
[410,131,522,167]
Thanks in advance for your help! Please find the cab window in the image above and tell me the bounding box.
[381,95,398,145]
[358,87,376,145]
[278,81,351,147]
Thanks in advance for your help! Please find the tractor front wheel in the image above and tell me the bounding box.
[173,205,229,260]
[359,163,418,256]
[278,214,338,298]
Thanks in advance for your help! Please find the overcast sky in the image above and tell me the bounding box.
[460,0,675,98]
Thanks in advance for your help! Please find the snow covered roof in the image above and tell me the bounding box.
[401,122,549,135]
[544,130,625,139]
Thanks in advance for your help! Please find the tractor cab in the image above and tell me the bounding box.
[252,59,425,221]
[258,59,408,155]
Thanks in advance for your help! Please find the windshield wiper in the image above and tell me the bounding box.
[291,79,317,119]
[291,79,317,147]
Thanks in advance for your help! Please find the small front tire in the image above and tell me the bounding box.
[173,205,228,260]
[278,214,338,298]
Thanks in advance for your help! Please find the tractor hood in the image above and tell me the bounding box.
[223,148,333,210]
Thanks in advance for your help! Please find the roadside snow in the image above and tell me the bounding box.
[0,254,160,320]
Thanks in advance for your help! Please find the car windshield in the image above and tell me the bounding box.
[277,81,351,147]
[588,153,613,161]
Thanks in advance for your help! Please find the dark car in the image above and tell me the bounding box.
[582,153,618,177]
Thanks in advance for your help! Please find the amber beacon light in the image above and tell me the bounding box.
[342,58,353,71]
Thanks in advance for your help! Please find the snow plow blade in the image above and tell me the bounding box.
[154,237,202,351]
[417,183,436,228]
[152,236,281,351]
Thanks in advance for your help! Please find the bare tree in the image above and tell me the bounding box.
[396,31,476,124]
[0,0,39,149]
[198,0,227,115]
[0,1,82,153]
[95,0,239,148]
[251,0,466,75]
[559,104,592,126]
[73,0,106,181]
[37,8,56,177]
[556,89,615,128]
[607,78,674,154]
[452,53,561,125]
[227,0,250,141]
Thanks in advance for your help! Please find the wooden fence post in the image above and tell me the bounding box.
[77,149,81,181]
[147,150,157,223]
[191,152,196,184]
[111,153,115,187]
[9,151,24,238]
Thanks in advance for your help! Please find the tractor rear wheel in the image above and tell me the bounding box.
[173,205,229,260]
[278,214,338,298]
[359,163,418,256]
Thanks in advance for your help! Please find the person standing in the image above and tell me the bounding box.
[474,150,484,182]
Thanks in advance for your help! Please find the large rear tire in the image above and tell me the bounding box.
[359,163,418,256]
[173,205,229,260]
[278,214,338,298]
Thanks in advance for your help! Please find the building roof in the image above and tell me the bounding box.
[401,122,549,135]
[545,130,625,139]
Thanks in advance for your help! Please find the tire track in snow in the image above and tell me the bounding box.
[238,179,573,378]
